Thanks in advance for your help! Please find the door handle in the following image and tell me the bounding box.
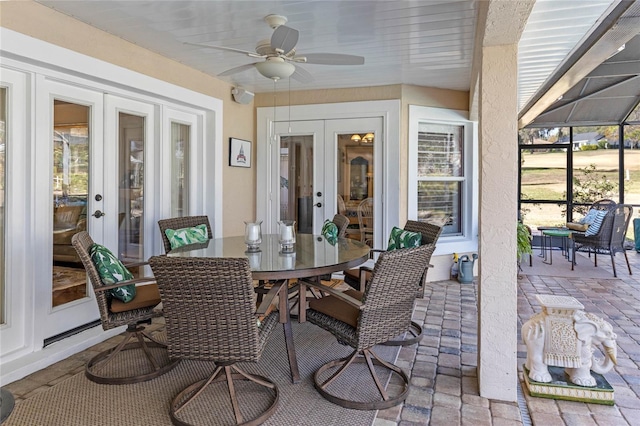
[92,210,106,218]
[315,202,322,208]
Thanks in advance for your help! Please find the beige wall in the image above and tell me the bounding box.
[0,1,255,237]
[1,1,469,237]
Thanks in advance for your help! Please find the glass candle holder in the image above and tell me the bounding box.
[246,250,262,269]
[244,220,262,252]
[278,251,296,270]
[278,220,296,252]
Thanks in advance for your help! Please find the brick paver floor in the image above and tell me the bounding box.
[4,250,640,425]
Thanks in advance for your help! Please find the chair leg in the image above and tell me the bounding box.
[85,325,178,385]
[170,364,279,426]
[610,252,618,277]
[624,250,633,275]
[313,348,409,410]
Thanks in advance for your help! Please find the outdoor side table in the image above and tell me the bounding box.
[541,228,572,265]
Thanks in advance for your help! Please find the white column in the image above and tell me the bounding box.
[477,43,519,401]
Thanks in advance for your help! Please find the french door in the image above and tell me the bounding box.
[34,79,106,341]
[266,117,383,246]
[34,81,157,342]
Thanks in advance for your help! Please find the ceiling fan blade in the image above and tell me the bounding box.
[184,42,264,59]
[291,65,314,84]
[218,63,257,77]
[271,25,299,54]
[299,53,365,65]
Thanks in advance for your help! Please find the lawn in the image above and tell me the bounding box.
[520,149,640,229]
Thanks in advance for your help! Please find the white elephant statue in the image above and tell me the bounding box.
[522,309,617,387]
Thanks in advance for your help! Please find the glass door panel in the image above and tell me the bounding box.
[327,118,382,247]
[0,87,5,323]
[118,113,145,263]
[274,121,324,235]
[171,122,189,217]
[280,135,314,233]
[337,133,374,244]
[52,101,90,307]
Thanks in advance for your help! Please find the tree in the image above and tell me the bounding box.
[564,164,617,217]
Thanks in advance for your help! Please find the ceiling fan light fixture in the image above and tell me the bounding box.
[351,134,361,142]
[363,133,374,142]
[255,60,295,80]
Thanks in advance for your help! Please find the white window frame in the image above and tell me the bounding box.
[408,105,478,255]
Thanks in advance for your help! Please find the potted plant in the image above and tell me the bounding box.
[517,222,533,268]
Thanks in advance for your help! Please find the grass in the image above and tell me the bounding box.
[520,149,640,229]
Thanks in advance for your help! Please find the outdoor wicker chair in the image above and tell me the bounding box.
[332,213,350,238]
[344,220,442,296]
[572,203,633,277]
[71,231,178,385]
[304,244,433,410]
[149,256,281,426]
[343,220,441,346]
[157,215,212,253]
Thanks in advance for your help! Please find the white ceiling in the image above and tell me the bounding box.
[38,0,478,93]
[36,0,635,123]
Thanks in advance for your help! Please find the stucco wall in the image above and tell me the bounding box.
[0,0,255,237]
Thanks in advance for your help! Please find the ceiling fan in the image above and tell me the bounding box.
[186,14,365,83]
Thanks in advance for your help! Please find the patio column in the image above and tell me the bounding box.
[477,42,519,401]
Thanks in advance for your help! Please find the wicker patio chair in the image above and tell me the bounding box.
[343,220,440,346]
[149,256,281,426]
[157,215,212,253]
[71,231,178,384]
[332,213,350,238]
[344,220,442,296]
[572,203,633,277]
[304,244,433,410]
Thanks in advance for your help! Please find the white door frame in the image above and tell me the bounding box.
[0,67,32,362]
[257,100,400,249]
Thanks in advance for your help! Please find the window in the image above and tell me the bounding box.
[409,106,476,243]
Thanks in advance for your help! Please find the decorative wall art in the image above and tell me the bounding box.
[229,138,251,168]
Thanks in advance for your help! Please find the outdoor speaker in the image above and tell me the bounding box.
[232,87,254,105]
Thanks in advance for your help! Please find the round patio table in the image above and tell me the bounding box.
[167,234,370,383]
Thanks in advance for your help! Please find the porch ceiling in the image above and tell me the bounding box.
[33,0,638,127]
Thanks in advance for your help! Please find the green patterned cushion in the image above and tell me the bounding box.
[89,244,136,303]
[322,220,339,245]
[387,226,422,251]
[165,224,209,249]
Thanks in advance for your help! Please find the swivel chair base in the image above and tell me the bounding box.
[313,348,409,410]
[382,321,423,346]
[85,324,179,385]
[170,365,279,426]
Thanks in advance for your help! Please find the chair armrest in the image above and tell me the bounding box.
[123,261,150,269]
[304,280,364,310]
[93,277,157,293]
[369,248,386,259]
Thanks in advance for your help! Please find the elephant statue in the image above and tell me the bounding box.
[522,309,617,387]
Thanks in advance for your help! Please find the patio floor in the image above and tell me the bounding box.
[4,248,640,425]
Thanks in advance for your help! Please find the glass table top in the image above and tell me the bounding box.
[167,234,370,280]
